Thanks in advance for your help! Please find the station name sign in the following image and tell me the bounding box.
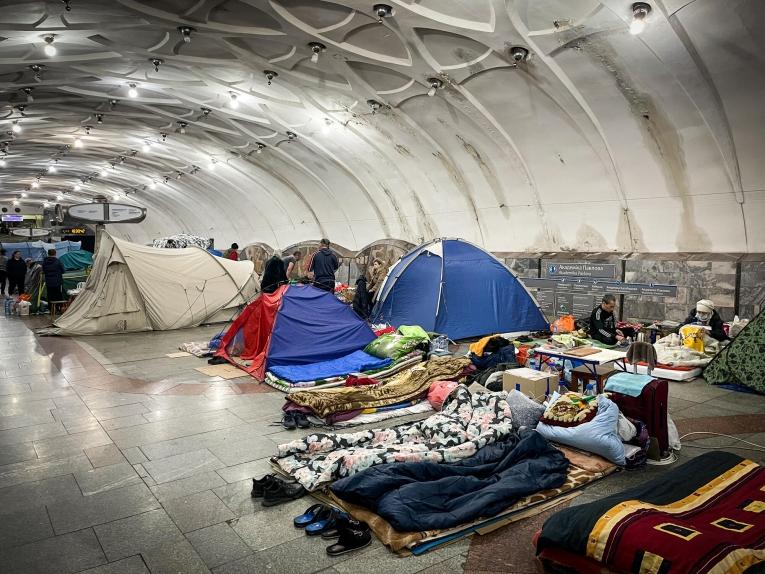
[67,203,146,224]
[547,263,617,279]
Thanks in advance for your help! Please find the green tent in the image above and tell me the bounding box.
[704,311,765,393]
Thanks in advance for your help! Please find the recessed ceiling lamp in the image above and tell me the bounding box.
[508,46,530,63]
[629,2,651,35]
[373,4,393,23]
[12,121,21,133]
[43,35,57,57]
[150,58,163,72]
[178,26,195,43]
[128,83,138,98]
[427,78,443,97]
[229,92,239,109]
[309,42,326,64]
[264,70,278,86]
[74,136,83,148]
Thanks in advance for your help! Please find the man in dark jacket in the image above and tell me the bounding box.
[680,299,728,342]
[307,238,339,292]
[42,249,65,302]
[589,293,624,345]
[6,250,27,296]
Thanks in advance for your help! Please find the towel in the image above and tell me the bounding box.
[604,372,655,397]
[626,341,657,373]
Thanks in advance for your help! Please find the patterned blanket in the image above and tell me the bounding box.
[274,386,513,491]
[537,451,765,574]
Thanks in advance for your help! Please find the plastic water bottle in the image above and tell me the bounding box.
[584,382,596,397]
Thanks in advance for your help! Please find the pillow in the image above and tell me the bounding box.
[536,395,626,466]
[540,392,598,428]
[505,390,545,431]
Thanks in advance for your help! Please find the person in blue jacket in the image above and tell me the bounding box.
[307,238,340,292]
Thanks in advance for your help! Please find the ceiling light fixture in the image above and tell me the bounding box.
[256,143,266,154]
[178,26,196,43]
[21,192,28,197]
[84,125,92,135]
[12,121,21,133]
[367,99,382,114]
[61,0,71,11]
[29,64,45,81]
[150,58,164,72]
[309,42,326,64]
[209,158,217,169]
[264,70,278,86]
[56,194,63,201]
[427,77,443,96]
[177,121,188,134]
[509,46,530,63]
[96,113,104,124]
[31,180,40,189]
[321,118,332,135]
[0,158,5,167]
[74,136,83,148]
[128,83,138,98]
[629,2,651,35]
[22,87,34,102]
[200,107,211,117]
[286,131,297,142]
[229,92,239,109]
[12,199,19,205]
[142,142,150,153]
[43,35,57,57]
[73,184,81,191]
[149,180,157,189]
[373,4,393,23]
[48,162,57,173]
[160,132,167,142]
[99,168,107,177]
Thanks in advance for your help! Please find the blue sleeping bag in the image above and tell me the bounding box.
[269,350,392,383]
[536,395,626,466]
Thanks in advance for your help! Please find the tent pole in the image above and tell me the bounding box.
[94,224,105,253]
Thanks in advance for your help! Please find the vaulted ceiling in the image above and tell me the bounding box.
[0,0,763,253]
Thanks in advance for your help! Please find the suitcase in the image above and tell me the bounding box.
[606,377,669,456]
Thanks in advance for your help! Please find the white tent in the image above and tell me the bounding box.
[53,233,259,335]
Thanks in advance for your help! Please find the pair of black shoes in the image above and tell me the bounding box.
[282,411,310,430]
[251,474,306,507]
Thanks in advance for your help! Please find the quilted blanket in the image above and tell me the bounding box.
[275,386,514,491]
[269,350,392,383]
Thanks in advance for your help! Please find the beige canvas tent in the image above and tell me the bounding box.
[53,233,259,335]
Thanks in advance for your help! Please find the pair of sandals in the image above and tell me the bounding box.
[293,503,371,556]
[282,411,310,430]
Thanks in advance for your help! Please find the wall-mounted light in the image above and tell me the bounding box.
[264,70,278,86]
[427,77,443,97]
[178,26,196,43]
[150,58,164,72]
[629,2,651,35]
[43,35,57,57]
[128,83,138,98]
[309,42,326,64]
[373,4,393,23]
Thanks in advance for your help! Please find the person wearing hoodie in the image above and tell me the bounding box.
[307,238,340,292]
[6,250,27,296]
[42,249,65,303]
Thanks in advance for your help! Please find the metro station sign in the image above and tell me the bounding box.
[67,203,146,224]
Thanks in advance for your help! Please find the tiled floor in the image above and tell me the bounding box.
[1,314,764,573]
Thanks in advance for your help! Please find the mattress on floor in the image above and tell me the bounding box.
[317,448,617,555]
[623,361,702,381]
[536,451,765,574]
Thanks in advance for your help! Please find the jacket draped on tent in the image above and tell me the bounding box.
[53,234,259,335]
[371,238,548,340]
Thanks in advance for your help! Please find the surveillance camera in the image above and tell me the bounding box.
[509,46,529,63]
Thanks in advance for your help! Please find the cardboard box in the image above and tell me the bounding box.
[503,368,558,401]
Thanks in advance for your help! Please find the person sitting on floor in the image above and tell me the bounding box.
[589,293,625,345]
[680,299,729,342]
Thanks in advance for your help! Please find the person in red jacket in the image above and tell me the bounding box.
[225,243,239,261]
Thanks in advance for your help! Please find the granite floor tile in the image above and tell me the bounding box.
[0,505,53,548]
[64,417,104,435]
[418,555,468,574]
[91,403,149,421]
[332,539,470,574]
[33,429,113,459]
[47,482,160,534]
[107,411,246,449]
[100,414,149,431]
[0,528,106,574]
[215,458,272,485]
[140,538,211,574]
[74,461,142,496]
[85,444,127,468]
[207,436,277,467]
[0,442,37,466]
[75,555,150,574]
[0,473,83,515]
[120,446,148,465]
[150,470,227,503]
[93,508,184,562]
[142,449,225,484]
[212,479,259,517]
[186,523,253,569]
[138,425,251,461]
[0,420,68,447]
[161,489,235,533]
[0,411,56,431]
[230,498,312,551]
[0,452,92,489]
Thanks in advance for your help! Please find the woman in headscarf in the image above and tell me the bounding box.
[680,299,729,341]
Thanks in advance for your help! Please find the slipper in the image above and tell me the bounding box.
[305,506,337,536]
[326,527,372,556]
[293,503,327,528]
[320,515,367,540]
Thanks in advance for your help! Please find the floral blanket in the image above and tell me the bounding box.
[275,386,514,491]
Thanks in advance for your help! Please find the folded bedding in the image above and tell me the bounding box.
[285,356,469,418]
[269,350,392,383]
[536,451,765,574]
[331,431,568,531]
[274,385,511,491]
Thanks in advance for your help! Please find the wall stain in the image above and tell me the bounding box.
[456,134,509,219]
[617,207,648,252]
[577,33,712,252]
[394,144,412,157]
[380,185,412,239]
[573,223,609,251]
[432,150,486,245]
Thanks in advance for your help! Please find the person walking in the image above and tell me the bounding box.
[42,249,65,303]
[307,238,339,292]
[0,249,7,296]
[6,250,27,296]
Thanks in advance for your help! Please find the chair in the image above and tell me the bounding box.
[50,300,70,320]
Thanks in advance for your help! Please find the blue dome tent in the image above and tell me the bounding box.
[371,238,548,340]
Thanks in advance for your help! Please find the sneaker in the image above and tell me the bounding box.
[293,412,310,429]
[262,478,307,507]
[251,474,276,498]
[282,412,297,430]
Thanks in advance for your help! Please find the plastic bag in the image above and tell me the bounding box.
[668,417,681,451]
[550,315,575,333]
